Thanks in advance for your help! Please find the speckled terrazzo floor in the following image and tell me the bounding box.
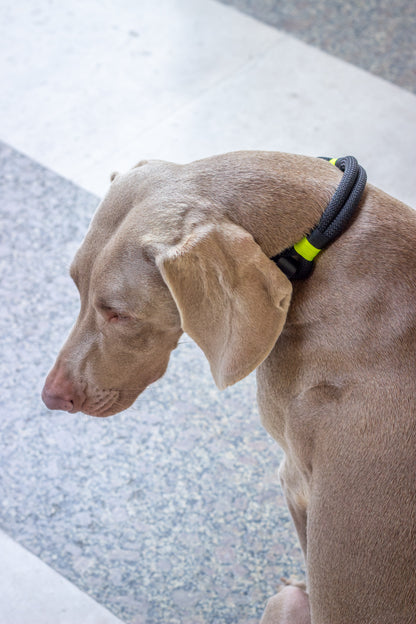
[218,0,416,93]
[0,139,303,623]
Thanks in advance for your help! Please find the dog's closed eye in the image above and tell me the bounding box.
[108,311,131,323]
[97,302,132,324]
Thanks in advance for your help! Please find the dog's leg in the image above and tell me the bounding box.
[260,580,311,624]
[279,457,308,555]
[259,460,311,623]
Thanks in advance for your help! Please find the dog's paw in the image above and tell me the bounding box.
[280,577,307,592]
[261,581,310,624]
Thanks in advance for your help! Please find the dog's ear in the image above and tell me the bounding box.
[156,222,292,390]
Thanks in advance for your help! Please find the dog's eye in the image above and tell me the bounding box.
[108,311,131,323]
[97,303,131,323]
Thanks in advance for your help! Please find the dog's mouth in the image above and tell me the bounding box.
[43,362,167,417]
[80,378,161,417]
[78,388,122,417]
[80,386,154,418]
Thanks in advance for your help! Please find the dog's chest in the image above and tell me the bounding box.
[256,330,334,457]
[256,332,305,445]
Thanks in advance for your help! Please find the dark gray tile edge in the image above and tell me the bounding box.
[217,0,416,94]
[0,141,303,624]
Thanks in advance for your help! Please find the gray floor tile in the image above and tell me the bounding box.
[0,140,302,624]
[218,0,416,93]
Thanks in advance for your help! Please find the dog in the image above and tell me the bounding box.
[42,151,416,623]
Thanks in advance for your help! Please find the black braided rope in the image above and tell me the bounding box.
[323,164,366,241]
[315,156,367,245]
[271,155,367,280]
[318,156,360,232]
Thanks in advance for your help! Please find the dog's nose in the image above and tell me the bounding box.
[41,386,74,412]
[42,364,79,412]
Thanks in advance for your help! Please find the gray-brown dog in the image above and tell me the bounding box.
[42,152,416,623]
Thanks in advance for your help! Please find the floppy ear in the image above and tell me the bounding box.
[156,222,292,390]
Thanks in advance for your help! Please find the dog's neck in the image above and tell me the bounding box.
[263,179,416,385]
[188,151,344,258]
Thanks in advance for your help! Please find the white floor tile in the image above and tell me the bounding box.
[0,0,416,204]
[0,530,125,624]
[0,0,279,193]
[2,0,414,205]
[117,34,416,206]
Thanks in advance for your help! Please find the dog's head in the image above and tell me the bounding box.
[42,161,292,416]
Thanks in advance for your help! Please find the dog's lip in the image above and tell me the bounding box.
[79,387,147,417]
[147,373,161,385]
[67,375,162,417]
[82,404,123,418]
[76,402,114,418]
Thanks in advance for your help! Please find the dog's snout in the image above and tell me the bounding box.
[42,364,81,413]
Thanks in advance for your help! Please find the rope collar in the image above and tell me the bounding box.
[271,156,367,280]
